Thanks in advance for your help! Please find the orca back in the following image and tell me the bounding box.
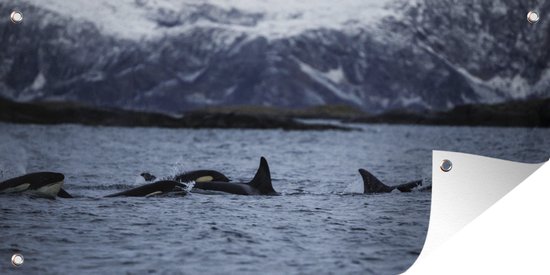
[192,157,277,195]
[193,181,254,195]
[396,180,423,192]
[105,181,186,197]
[0,172,65,191]
[175,170,230,183]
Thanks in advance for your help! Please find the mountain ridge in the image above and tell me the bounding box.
[0,0,548,114]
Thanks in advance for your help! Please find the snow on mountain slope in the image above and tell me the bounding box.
[28,0,395,40]
[1,0,549,114]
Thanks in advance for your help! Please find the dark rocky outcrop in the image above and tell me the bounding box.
[0,97,355,131]
[346,99,550,127]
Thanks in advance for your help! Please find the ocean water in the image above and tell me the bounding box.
[0,122,548,274]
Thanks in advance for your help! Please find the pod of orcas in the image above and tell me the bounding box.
[0,157,429,199]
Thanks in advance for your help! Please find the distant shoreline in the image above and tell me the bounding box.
[347,98,550,128]
[0,97,355,131]
[189,98,550,128]
[1,97,549,129]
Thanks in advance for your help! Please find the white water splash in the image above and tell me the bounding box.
[133,174,148,185]
[343,179,364,194]
[185,180,196,192]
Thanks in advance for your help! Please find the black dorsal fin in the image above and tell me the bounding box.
[358,169,394,194]
[248,157,277,195]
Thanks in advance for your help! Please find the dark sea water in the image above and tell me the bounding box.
[0,122,548,274]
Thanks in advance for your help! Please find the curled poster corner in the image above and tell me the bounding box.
[405,151,549,274]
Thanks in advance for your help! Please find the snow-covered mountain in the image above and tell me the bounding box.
[0,0,548,113]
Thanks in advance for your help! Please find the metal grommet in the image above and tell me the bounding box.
[440,159,452,172]
[527,11,539,24]
[10,10,23,24]
[11,253,24,267]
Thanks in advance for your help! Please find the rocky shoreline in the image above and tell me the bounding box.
[1,97,549,129]
[0,97,355,131]
[346,98,550,128]
[194,99,550,128]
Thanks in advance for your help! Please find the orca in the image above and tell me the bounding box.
[0,172,65,198]
[141,170,230,184]
[55,170,231,199]
[359,169,423,194]
[192,157,277,195]
[174,170,230,183]
[105,180,187,197]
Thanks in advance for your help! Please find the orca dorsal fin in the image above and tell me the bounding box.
[249,157,277,195]
[358,169,394,194]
